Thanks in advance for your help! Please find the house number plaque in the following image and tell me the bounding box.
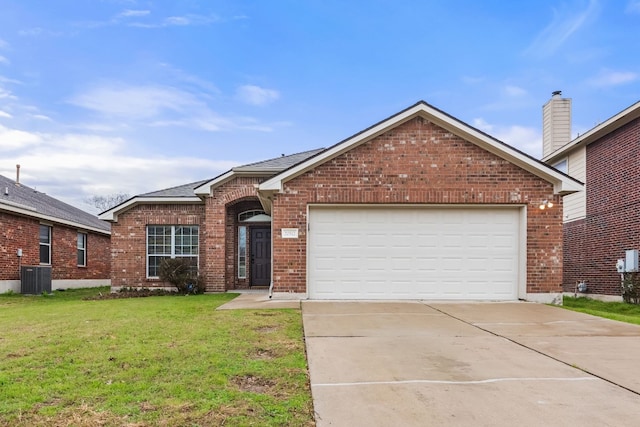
[281,228,299,239]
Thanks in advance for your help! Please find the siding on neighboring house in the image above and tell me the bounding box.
[562,147,586,223]
[269,116,564,295]
[561,116,640,295]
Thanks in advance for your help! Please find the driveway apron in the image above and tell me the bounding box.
[302,301,640,427]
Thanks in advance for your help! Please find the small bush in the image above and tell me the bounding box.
[158,258,205,295]
[621,272,640,304]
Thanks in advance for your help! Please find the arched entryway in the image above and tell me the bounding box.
[226,199,272,289]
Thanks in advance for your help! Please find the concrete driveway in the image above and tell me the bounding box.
[302,301,640,427]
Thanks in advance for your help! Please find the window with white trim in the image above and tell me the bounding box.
[39,225,51,264]
[77,232,87,267]
[147,225,199,278]
[238,226,247,278]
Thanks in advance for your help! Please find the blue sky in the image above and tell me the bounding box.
[0,0,639,213]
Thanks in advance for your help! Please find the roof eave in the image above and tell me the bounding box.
[260,101,582,196]
[0,203,111,235]
[98,196,203,222]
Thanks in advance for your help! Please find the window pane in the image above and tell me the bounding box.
[238,226,246,278]
[147,225,198,277]
[77,233,87,266]
[40,244,50,264]
[39,225,50,244]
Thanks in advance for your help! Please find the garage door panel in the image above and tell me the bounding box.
[308,207,520,300]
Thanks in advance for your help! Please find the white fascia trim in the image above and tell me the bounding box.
[193,171,235,196]
[98,196,202,222]
[0,203,110,235]
[259,102,583,196]
[259,104,426,192]
[194,170,276,197]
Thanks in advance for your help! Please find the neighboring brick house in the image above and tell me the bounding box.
[0,173,111,293]
[542,92,640,300]
[101,101,581,303]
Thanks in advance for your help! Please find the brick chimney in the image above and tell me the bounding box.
[542,91,571,158]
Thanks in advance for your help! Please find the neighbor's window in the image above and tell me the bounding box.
[238,226,247,278]
[77,232,87,267]
[147,225,199,278]
[39,225,52,264]
[553,159,568,174]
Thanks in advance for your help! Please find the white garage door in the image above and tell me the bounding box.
[308,206,522,300]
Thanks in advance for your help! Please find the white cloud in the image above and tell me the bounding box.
[68,84,200,119]
[18,27,64,37]
[0,110,13,119]
[119,9,151,18]
[0,39,8,49]
[524,0,599,58]
[126,13,220,28]
[473,118,542,158]
[587,69,639,87]
[0,87,17,100]
[0,123,239,212]
[0,124,43,150]
[68,82,278,133]
[0,56,9,65]
[236,85,280,106]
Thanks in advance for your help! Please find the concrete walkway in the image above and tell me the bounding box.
[303,301,640,427]
[216,291,301,310]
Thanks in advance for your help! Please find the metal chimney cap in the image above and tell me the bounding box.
[552,90,562,97]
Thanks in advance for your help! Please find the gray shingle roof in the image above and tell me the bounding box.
[135,149,325,199]
[0,174,110,233]
[140,179,211,197]
[233,148,325,172]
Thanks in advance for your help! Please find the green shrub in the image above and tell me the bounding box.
[158,258,205,295]
[621,272,640,304]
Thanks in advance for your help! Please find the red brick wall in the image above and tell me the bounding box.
[562,219,586,293]
[0,211,110,281]
[110,204,205,288]
[204,177,265,292]
[271,116,563,294]
[573,116,640,295]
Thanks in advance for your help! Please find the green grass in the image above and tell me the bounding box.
[0,288,314,426]
[562,296,640,325]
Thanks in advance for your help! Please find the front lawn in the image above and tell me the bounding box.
[0,288,314,426]
[562,296,640,325]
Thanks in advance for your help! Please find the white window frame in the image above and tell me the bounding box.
[77,232,87,267]
[238,226,247,279]
[39,224,52,265]
[146,225,199,278]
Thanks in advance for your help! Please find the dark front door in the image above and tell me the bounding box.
[250,227,271,286]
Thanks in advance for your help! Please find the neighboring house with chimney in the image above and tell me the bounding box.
[542,92,640,300]
[101,101,581,303]
[0,173,111,293]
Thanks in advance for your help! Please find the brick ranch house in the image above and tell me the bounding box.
[542,92,640,300]
[100,101,582,303]
[1,173,111,293]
